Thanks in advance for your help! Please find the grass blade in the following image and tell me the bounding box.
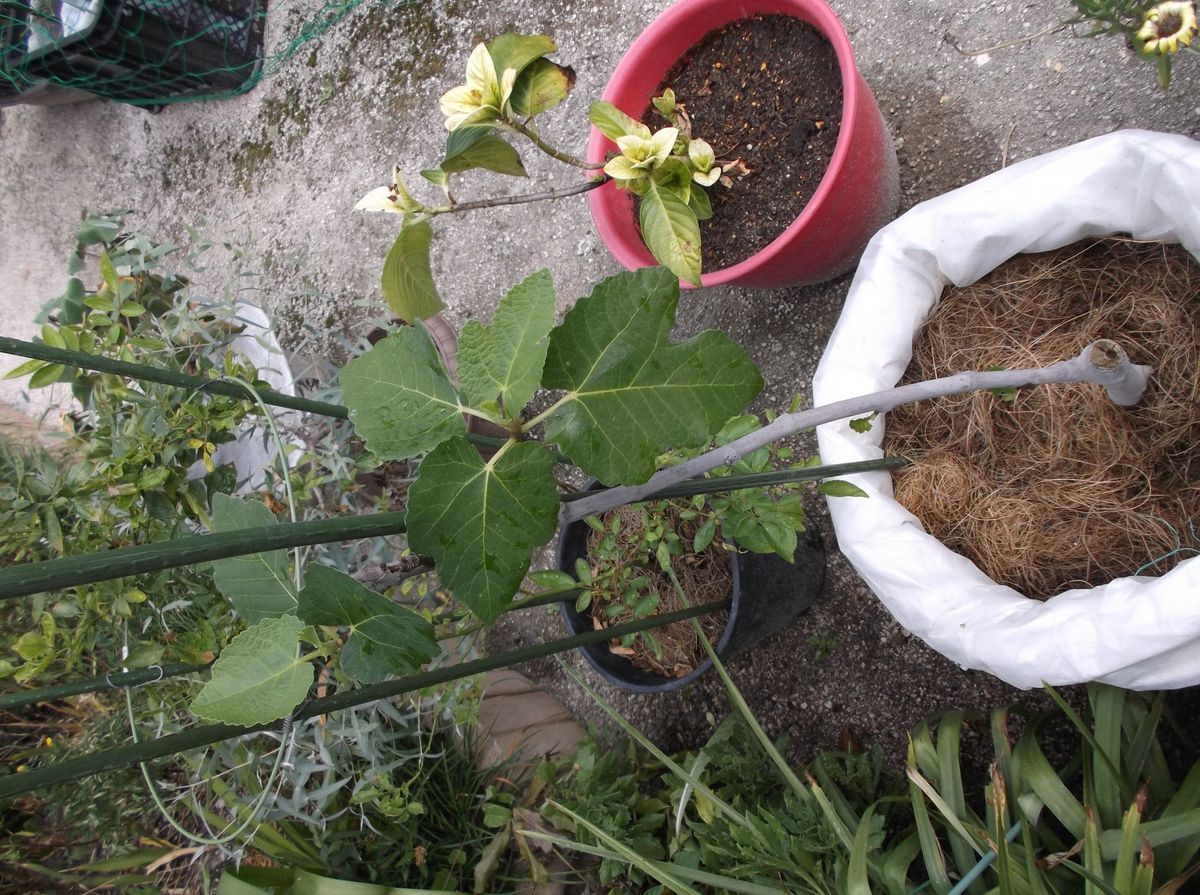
[544,800,705,895]
[675,566,810,804]
[1157,760,1200,877]
[909,738,952,895]
[1044,684,1133,809]
[557,659,749,830]
[1090,684,1126,830]
[880,832,923,895]
[808,776,858,852]
[1084,806,1104,895]
[1122,691,1165,792]
[517,827,784,895]
[1013,714,1087,839]
[935,711,982,887]
[906,765,987,860]
[848,805,878,895]
[1098,807,1200,860]
[1113,790,1145,892]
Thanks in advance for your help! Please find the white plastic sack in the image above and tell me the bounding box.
[186,302,298,491]
[812,130,1200,690]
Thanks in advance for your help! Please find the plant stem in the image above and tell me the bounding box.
[561,341,1151,523]
[521,395,572,433]
[0,513,409,601]
[0,335,512,454]
[0,662,211,711]
[439,177,606,215]
[0,599,728,800]
[508,120,604,169]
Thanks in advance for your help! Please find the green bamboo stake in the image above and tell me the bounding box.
[0,458,909,602]
[0,599,728,800]
[0,513,408,600]
[0,589,582,710]
[0,336,511,452]
[0,662,211,711]
[561,457,909,503]
[0,336,348,420]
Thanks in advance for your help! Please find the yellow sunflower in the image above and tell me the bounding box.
[1137,1,1198,54]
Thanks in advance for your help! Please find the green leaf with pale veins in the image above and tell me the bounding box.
[381,220,445,323]
[190,615,312,727]
[486,33,556,79]
[588,101,650,141]
[542,268,762,484]
[441,126,527,178]
[341,324,466,460]
[510,58,574,118]
[640,178,703,286]
[406,438,559,623]
[457,269,555,416]
[210,494,296,624]
[297,564,437,684]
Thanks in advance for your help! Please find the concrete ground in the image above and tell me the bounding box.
[1,0,1198,760]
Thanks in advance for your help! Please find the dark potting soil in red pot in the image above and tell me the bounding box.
[647,15,842,271]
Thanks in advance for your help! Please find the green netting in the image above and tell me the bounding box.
[0,0,417,106]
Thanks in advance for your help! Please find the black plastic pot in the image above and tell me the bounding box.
[557,488,826,693]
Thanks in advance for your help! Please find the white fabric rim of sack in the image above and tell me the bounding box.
[812,129,1200,691]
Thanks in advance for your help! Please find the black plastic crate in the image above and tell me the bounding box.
[0,0,28,97]
[16,0,265,101]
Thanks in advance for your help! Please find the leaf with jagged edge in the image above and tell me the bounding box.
[381,220,445,323]
[341,323,466,460]
[541,268,762,485]
[190,615,312,727]
[210,494,296,624]
[457,269,556,416]
[297,564,437,684]
[406,438,559,623]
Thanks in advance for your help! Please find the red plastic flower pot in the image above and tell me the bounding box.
[586,0,899,289]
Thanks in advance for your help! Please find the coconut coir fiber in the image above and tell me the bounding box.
[883,238,1200,599]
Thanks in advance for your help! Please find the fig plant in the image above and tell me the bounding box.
[0,263,1152,801]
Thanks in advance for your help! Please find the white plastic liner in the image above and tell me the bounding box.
[812,130,1200,690]
[187,302,298,491]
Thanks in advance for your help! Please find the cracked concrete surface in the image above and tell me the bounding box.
[1,0,1197,760]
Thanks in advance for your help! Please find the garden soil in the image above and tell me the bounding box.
[2,0,1200,770]
[651,14,842,270]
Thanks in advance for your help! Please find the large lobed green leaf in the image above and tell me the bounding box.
[381,221,445,323]
[542,268,762,484]
[190,614,312,727]
[341,324,466,460]
[406,438,559,623]
[297,564,437,684]
[457,268,556,416]
[210,493,297,624]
